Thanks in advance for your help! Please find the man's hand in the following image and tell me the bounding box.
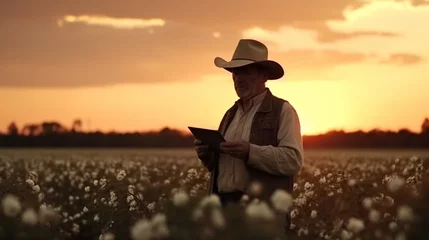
[220,140,250,161]
[194,139,210,159]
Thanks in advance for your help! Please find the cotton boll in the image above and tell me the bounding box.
[2,194,22,217]
[210,208,225,229]
[32,185,40,193]
[249,181,263,196]
[387,176,405,193]
[389,222,398,231]
[347,217,365,233]
[311,210,317,219]
[172,190,189,207]
[397,205,414,222]
[131,219,152,240]
[270,189,293,213]
[22,208,38,226]
[362,197,372,209]
[341,230,353,240]
[369,209,381,223]
[245,201,275,221]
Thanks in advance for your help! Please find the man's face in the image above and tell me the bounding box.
[231,64,266,99]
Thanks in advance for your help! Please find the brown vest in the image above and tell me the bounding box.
[207,89,294,202]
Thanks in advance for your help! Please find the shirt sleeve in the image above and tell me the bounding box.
[246,102,304,176]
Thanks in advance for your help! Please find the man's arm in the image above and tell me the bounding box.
[246,103,304,176]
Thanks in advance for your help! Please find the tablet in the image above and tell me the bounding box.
[188,126,226,152]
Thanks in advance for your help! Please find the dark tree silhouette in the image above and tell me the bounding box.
[21,124,41,136]
[40,122,68,135]
[1,119,429,148]
[71,119,83,132]
[7,122,19,135]
[422,117,429,134]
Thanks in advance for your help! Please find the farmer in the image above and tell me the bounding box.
[194,39,304,232]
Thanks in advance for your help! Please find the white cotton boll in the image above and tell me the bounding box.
[270,189,293,213]
[116,170,126,181]
[210,208,225,229]
[22,208,38,226]
[319,177,326,184]
[192,208,204,221]
[389,221,398,231]
[341,230,353,240]
[32,185,40,193]
[362,197,373,209]
[131,219,152,240]
[147,202,156,211]
[94,214,100,222]
[290,209,299,219]
[293,183,298,191]
[397,205,414,222]
[94,180,99,186]
[26,179,35,186]
[249,181,263,196]
[172,190,189,207]
[2,194,22,217]
[348,179,357,187]
[369,209,381,223]
[100,233,115,240]
[311,210,317,219]
[387,176,405,193]
[151,213,169,239]
[314,169,321,176]
[83,207,89,213]
[240,194,249,203]
[347,217,365,233]
[304,182,313,190]
[199,195,221,208]
[245,201,275,221]
[85,186,90,192]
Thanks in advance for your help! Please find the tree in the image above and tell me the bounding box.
[421,117,429,134]
[22,124,41,136]
[7,122,19,135]
[71,119,83,132]
[40,122,67,135]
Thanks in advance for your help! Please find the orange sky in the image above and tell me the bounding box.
[1,0,428,135]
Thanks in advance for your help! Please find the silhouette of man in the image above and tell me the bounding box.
[194,39,304,232]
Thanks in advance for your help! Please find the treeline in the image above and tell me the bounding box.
[1,118,429,149]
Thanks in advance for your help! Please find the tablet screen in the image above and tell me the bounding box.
[188,126,225,152]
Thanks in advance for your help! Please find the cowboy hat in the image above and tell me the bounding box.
[214,39,284,80]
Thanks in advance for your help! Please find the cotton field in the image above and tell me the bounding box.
[1,148,429,240]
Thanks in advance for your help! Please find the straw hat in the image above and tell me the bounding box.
[214,39,284,80]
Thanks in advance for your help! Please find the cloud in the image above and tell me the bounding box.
[0,0,371,40]
[57,15,166,29]
[380,53,424,65]
[242,1,429,64]
[284,50,372,68]
[0,21,226,88]
[1,0,428,87]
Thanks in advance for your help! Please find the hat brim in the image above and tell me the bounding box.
[214,57,284,80]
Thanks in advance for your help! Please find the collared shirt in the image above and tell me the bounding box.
[217,88,304,193]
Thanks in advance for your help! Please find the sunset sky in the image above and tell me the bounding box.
[1,0,428,135]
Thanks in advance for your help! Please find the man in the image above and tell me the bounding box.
[194,39,304,231]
